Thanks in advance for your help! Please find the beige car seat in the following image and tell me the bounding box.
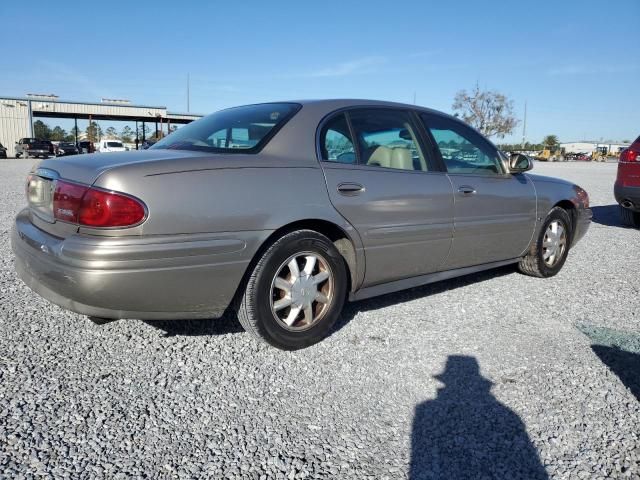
[391,148,413,170]
[367,145,392,168]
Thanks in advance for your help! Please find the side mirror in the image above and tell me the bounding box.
[508,153,533,173]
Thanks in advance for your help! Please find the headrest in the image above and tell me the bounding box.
[391,148,413,170]
[367,145,392,167]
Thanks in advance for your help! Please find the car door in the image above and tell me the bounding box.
[319,108,454,287]
[420,113,537,270]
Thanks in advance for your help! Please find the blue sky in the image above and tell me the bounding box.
[1,0,638,143]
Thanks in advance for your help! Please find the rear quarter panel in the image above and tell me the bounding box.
[91,161,352,236]
[89,160,365,288]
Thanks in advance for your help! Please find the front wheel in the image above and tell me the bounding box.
[620,205,640,228]
[237,230,347,350]
[518,207,572,278]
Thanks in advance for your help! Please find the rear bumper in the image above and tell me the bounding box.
[614,183,640,212]
[25,149,50,156]
[572,207,592,246]
[11,209,262,320]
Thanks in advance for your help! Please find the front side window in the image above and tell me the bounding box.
[320,114,356,164]
[421,114,504,175]
[107,142,123,148]
[151,103,300,154]
[349,109,428,171]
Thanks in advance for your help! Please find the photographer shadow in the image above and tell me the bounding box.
[410,356,548,479]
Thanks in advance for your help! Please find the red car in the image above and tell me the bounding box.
[615,136,640,227]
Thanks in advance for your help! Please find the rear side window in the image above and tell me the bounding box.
[152,103,301,154]
[349,109,428,171]
[421,114,504,175]
[320,114,356,164]
[107,142,123,148]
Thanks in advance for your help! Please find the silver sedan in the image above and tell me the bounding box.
[12,100,592,349]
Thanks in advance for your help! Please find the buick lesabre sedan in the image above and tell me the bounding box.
[12,100,592,350]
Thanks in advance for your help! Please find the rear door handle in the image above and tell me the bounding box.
[337,183,365,195]
[457,185,476,195]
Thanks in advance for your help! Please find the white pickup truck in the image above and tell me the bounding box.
[97,140,127,153]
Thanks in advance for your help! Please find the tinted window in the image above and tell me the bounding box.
[107,142,123,148]
[151,103,300,154]
[421,114,504,175]
[320,114,356,164]
[349,109,428,171]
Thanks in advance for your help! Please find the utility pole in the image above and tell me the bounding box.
[187,73,190,113]
[521,100,527,150]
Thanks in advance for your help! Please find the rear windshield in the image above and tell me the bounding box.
[107,142,123,148]
[151,103,301,154]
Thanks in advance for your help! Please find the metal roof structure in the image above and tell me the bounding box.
[0,95,203,156]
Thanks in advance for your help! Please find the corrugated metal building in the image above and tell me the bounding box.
[0,98,32,156]
[560,141,630,155]
[0,95,202,157]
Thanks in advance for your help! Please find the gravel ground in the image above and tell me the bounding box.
[0,159,638,479]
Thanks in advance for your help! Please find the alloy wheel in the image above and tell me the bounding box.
[542,220,567,267]
[270,252,334,331]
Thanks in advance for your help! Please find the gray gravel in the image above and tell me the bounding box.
[0,159,638,479]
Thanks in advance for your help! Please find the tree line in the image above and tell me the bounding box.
[33,120,160,143]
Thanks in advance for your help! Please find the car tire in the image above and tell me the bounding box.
[15,153,21,159]
[620,205,640,228]
[237,230,347,350]
[518,207,572,278]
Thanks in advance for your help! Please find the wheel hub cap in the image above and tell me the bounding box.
[270,252,334,331]
[542,220,567,267]
[291,276,317,306]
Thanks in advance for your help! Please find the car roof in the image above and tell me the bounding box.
[290,98,455,118]
[223,99,457,122]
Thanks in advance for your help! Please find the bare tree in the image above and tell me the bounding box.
[452,85,519,138]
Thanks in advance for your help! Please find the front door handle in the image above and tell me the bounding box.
[457,185,476,196]
[337,183,365,196]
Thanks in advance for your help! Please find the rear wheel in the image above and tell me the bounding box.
[518,207,572,278]
[620,205,640,228]
[237,230,347,350]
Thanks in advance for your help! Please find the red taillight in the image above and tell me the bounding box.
[620,138,640,163]
[53,181,88,223]
[53,180,146,228]
[79,188,146,227]
[620,148,638,163]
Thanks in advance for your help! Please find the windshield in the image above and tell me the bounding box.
[107,142,123,148]
[151,103,301,153]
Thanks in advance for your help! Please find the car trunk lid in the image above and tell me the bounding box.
[35,149,206,185]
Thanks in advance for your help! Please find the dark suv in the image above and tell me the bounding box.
[615,136,640,227]
[78,141,95,154]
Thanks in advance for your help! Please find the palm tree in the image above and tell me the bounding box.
[542,135,559,147]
